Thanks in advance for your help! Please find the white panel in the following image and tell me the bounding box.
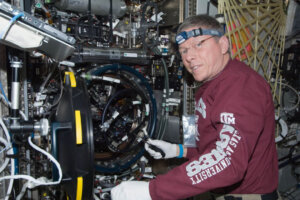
[285,0,299,36]
[196,0,218,16]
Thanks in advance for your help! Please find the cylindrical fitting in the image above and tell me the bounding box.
[34,118,50,136]
[72,47,153,65]
[10,61,22,118]
[11,82,20,110]
[55,0,127,18]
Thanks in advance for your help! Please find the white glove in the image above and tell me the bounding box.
[111,181,151,200]
[145,139,178,159]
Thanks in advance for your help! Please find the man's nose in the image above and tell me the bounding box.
[184,50,197,62]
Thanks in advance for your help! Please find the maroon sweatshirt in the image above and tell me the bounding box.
[149,59,278,200]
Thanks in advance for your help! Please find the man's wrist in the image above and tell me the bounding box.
[183,147,187,157]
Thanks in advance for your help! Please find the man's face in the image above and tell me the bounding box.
[178,26,229,82]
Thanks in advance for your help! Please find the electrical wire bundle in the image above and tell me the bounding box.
[151,47,170,140]
[84,64,157,173]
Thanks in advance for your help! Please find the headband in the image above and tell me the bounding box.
[175,28,223,44]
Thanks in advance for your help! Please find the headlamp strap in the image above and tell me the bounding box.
[176,28,223,44]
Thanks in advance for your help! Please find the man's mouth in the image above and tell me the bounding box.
[191,65,200,72]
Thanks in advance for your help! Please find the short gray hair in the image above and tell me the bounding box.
[177,14,223,35]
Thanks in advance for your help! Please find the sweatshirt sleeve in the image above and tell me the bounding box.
[149,72,274,200]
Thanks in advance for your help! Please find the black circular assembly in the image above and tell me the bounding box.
[52,73,94,200]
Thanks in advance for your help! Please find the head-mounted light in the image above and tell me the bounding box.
[175,28,223,45]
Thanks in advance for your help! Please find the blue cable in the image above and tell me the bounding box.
[0,12,24,40]
[0,81,9,103]
[10,12,24,23]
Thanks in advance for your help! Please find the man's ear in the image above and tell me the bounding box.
[219,35,229,54]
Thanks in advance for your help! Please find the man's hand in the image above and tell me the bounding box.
[145,139,178,159]
[111,181,151,200]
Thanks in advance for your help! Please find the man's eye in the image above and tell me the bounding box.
[196,41,203,48]
[180,49,187,54]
